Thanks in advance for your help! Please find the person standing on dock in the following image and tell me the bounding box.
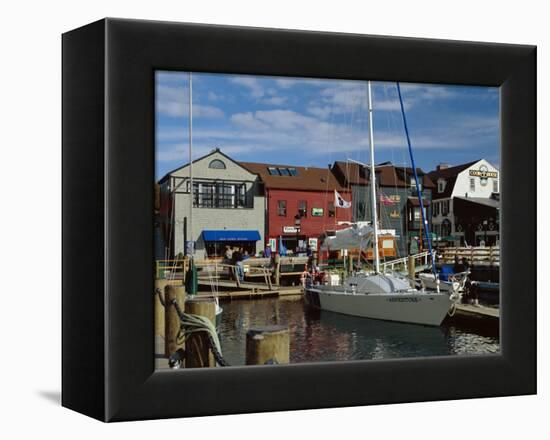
[233,247,244,281]
[264,243,272,259]
[224,245,233,264]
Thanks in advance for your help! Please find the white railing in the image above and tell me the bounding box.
[380,251,431,273]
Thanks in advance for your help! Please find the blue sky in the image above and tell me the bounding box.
[155,71,499,180]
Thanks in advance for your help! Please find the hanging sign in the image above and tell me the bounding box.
[308,238,318,251]
[469,166,498,179]
[283,226,300,233]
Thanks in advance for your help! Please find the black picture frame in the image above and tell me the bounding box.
[62,18,536,422]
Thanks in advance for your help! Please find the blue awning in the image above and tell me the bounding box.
[202,230,261,242]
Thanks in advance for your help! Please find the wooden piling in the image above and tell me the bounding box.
[245,325,289,365]
[274,254,281,286]
[154,279,182,338]
[164,284,186,357]
[185,297,217,368]
[408,255,415,280]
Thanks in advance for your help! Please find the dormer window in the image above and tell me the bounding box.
[208,159,226,169]
[410,177,422,191]
[437,179,446,193]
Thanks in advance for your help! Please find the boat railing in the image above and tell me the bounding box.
[380,251,431,274]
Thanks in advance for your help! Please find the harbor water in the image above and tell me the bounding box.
[218,296,500,366]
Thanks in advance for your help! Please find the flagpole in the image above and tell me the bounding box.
[188,72,193,257]
[367,81,380,274]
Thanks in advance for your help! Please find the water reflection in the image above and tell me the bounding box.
[218,297,500,366]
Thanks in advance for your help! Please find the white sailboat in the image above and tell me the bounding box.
[305,81,455,326]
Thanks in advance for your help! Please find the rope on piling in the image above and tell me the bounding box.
[171,299,231,367]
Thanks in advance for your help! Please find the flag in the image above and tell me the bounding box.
[380,193,396,206]
[334,190,352,208]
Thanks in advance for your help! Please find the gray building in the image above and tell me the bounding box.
[331,161,434,256]
[157,149,265,260]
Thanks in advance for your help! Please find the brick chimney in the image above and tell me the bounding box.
[436,163,449,171]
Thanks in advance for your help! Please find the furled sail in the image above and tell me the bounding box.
[321,223,374,251]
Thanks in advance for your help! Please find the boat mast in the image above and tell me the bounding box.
[367,81,380,274]
[396,82,437,277]
[188,72,194,257]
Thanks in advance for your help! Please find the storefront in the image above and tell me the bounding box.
[201,230,262,258]
[453,196,499,246]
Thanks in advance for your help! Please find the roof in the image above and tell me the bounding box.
[427,160,480,199]
[158,148,256,183]
[331,161,435,189]
[240,161,349,192]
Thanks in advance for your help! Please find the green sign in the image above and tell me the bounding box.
[312,208,324,217]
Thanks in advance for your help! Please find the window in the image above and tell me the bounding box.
[493,179,499,193]
[328,202,335,217]
[470,178,476,192]
[268,167,280,175]
[298,200,307,217]
[410,177,422,191]
[288,168,298,176]
[278,168,291,176]
[437,179,445,193]
[441,200,450,216]
[208,159,226,169]
[192,181,247,208]
[278,200,287,216]
[433,201,439,216]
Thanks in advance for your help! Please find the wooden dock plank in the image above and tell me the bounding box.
[454,303,499,319]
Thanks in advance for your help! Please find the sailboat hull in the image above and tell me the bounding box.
[305,287,452,326]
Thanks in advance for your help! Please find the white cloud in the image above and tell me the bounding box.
[156,84,224,118]
[230,112,270,131]
[263,96,288,106]
[207,91,222,101]
[230,76,265,98]
[231,76,291,106]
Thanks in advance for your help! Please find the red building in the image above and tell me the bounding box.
[240,162,352,254]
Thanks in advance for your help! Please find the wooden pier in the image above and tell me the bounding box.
[437,246,500,267]
[453,303,499,320]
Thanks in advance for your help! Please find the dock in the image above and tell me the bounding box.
[453,303,499,320]
[197,286,303,299]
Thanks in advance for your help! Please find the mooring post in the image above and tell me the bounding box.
[274,254,281,286]
[154,279,182,338]
[185,297,217,368]
[245,325,290,365]
[164,284,186,358]
[408,255,416,285]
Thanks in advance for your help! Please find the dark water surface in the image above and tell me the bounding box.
[218,296,500,366]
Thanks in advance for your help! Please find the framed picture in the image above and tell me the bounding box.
[62,18,536,422]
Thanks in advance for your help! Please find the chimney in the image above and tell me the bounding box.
[437,163,449,171]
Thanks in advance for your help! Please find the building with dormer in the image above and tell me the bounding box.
[157,149,265,259]
[427,159,500,246]
[240,161,352,254]
[331,161,435,256]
